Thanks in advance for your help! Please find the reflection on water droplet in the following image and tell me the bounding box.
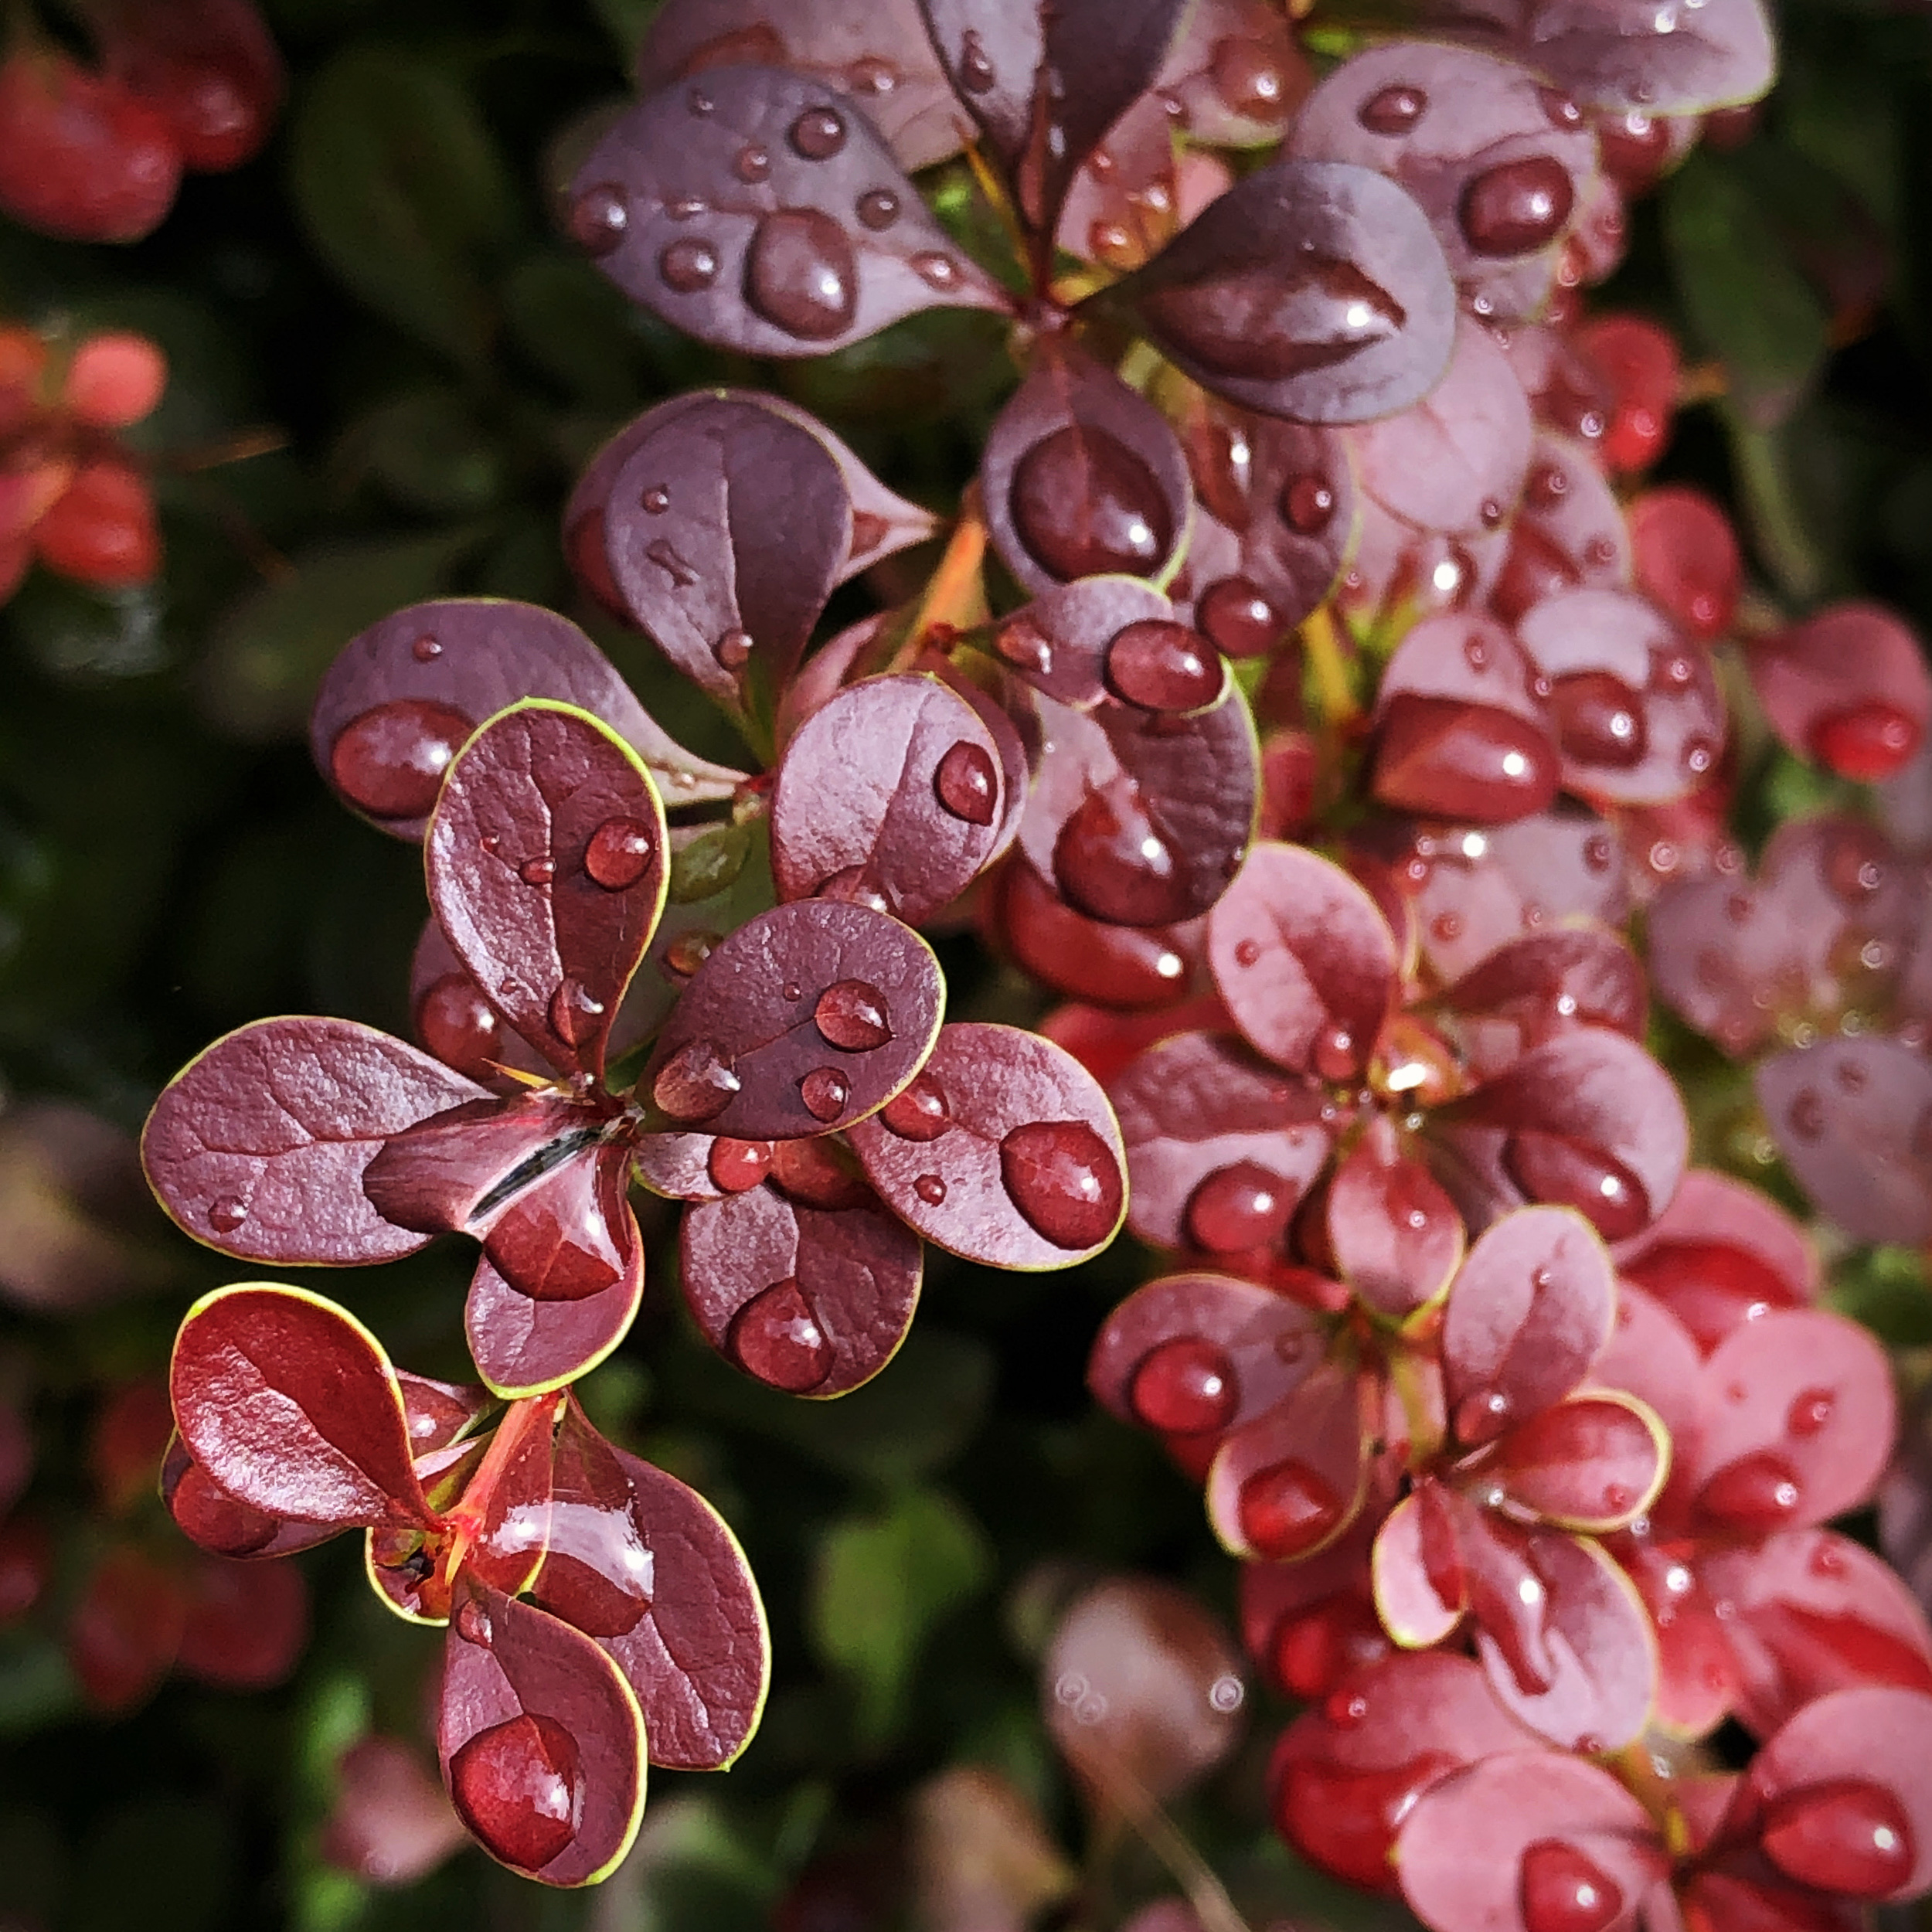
[449,1713,581,1875]
[1012,424,1172,583]
[801,1067,852,1121]
[330,699,472,820]
[1233,937,1262,967]
[417,974,502,1080]
[1359,83,1427,133]
[856,188,900,230]
[549,978,606,1048]
[815,980,893,1051]
[455,1599,492,1647]
[790,107,846,159]
[1696,1448,1804,1532]
[1053,790,1180,927]
[714,628,753,671]
[1105,619,1221,712]
[1239,1459,1342,1559]
[911,252,960,289]
[1761,1781,1917,1900]
[641,485,670,514]
[1787,1387,1835,1437]
[958,29,996,91]
[1282,474,1336,534]
[934,739,998,824]
[708,1138,772,1194]
[998,1119,1123,1250]
[913,1173,947,1205]
[654,1039,741,1121]
[208,1196,248,1233]
[1198,578,1277,658]
[1461,157,1576,257]
[584,818,655,891]
[568,184,628,255]
[1187,1160,1292,1253]
[881,1070,950,1141]
[658,236,720,291]
[520,857,556,886]
[818,866,892,913]
[1519,1839,1624,1932]
[733,143,771,184]
[729,1278,832,1392]
[412,633,441,662]
[744,210,858,339]
[1550,672,1648,769]
[1131,1336,1239,1433]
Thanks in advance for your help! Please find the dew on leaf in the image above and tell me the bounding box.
[549,978,606,1049]
[1105,620,1222,712]
[743,209,858,339]
[658,236,720,291]
[800,1067,852,1121]
[654,1039,741,1122]
[1460,158,1576,256]
[1697,1449,1804,1531]
[914,1173,946,1205]
[449,1713,581,1875]
[569,185,628,254]
[1282,475,1337,533]
[708,1138,773,1194]
[934,740,998,825]
[1131,1338,1240,1434]
[1358,83,1427,132]
[713,628,753,670]
[1519,1839,1624,1932]
[728,1278,833,1392]
[880,1070,950,1141]
[814,980,893,1052]
[1012,425,1173,580]
[329,699,471,821]
[1198,578,1278,658]
[1760,1781,1915,1899]
[998,1120,1124,1250]
[519,857,556,886]
[1238,1459,1343,1559]
[207,1196,248,1233]
[789,107,846,160]
[1187,1161,1294,1253]
[856,188,900,230]
[584,818,656,891]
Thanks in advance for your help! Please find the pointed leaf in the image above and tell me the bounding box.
[141,1018,488,1264]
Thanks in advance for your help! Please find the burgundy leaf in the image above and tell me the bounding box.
[1339,502,1510,632]
[438,1576,646,1885]
[141,1018,488,1264]
[1750,603,1930,784]
[992,579,1208,715]
[916,0,1188,247]
[1097,158,1458,426]
[913,648,1035,864]
[989,858,1202,1012]
[319,1735,468,1887]
[680,1179,922,1394]
[770,673,1006,921]
[1628,485,1738,642]
[1206,842,1399,1080]
[571,64,1011,358]
[1587,1282,1704,1449]
[162,1434,338,1560]
[1440,927,1648,1080]
[409,918,551,1085]
[1371,1484,1468,1649]
[645,900,944,1138]
[1206,1362,1369,1561]
[980,346,1192,595]
[176,1554,311,1689]
[1490,431,1634,626]
[1492,1393,1668,1529]
[1108,1029,1329,1255]
[1241,1512,1393,1700]
[1440,1205,1617,1443]
[1328,1121,1465,1319]
[601,396,851,714]
[170,1284,436,1532]
[1617,1539,1743,1740]
[635,0,968,172]
[465,1240,646,1401]
[849,1022,1127,1266]
[1016,684,1258,927]
[311,597,743,839]
[66,1545,189,1711]
[427,701,668,1080]
[1757,1036,1932,1247]
[532,1400,769,1770]
[1138,0,1309,148]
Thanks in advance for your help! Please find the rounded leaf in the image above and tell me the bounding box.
[1206,1362,1369,1562]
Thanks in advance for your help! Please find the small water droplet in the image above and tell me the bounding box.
[728,1278,833,1392]
[1787,1089,1826,1141]
[1550,672,1648,768]
[654,1039,740,1122]
[1519,1841,1623,1932]
[519,856,556,886]
[998,1120,1123,1250]
[744,209,858,338]
[584,818,655,891]
[207,1196,248,1233]
[1584,833,1614,873]
[1281,474,1336,534]
[641,485,670,514]
[1358,83,1427,133]
[1053,790,1181,926]
[549,978,605,1048]
[1313,1025,1358,1083]
[1454,1387,1512,1445]
[790,107,846,160]
[1197,578,1277,658]
[934,740,998,824]
[732,142,771,183]
[913,1172,947,1205]
[800,1067,852,1121]
[568,183,628,255]
[958,28,996,91]
[1130,1337,1239,1434]
[855,187,900,230]
[1461,157,1576,257]
[455,1599,492,1647]
[412,633,441,662]
[1787,1386,1835,1437]
[782,981,803,1002]
[662,930,716,978]
[659,236,720,291]
[687,86,714,114]
[1233,937,1262,967]
[881,1071,950,1141]
[911,251,960,289]
[714,628,753,670]
[815,980,893,1052]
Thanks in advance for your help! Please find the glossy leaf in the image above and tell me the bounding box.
[770,673,1005,922]
[311,597,743,838]
[1492,1393,1668,1530]
[427,701,668,1080]
[1750,603,1930,784]
[533,1400,769,1770]
[1206,1362,1369,1561]
[438,1576,646,1885]
[1098,158,1458,425]
[170,1285,436,1531]
[991,578,1199,714]
[991,858,1202,1012]
[141,1018,488,1264]
[1328,1121,1465,1320]
[645,900,944,1138]
[680,1179,922,1394]
[162,1435,339,1560]
[1441,928,1648,1082]
[849,1022,1127,1267]
[572,63,1011,357]
[409,917,551,1085]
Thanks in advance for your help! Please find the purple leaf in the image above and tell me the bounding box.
[770,673,1006,922]
[466,1240,646,1400]
[438,1576,646,1885]
[408,917,552,1086]
[992,578,1213,716]
[426,701,669,1081]
[533,1399,770,1769]
[311,597,743,839]
[570,63,1011,357]
[1757,1036,1932,1247]
[849,1022,1127,1267]
[1491,431,1632,624]
[601,396,851,714]
[980,346,1193,595]
[679,1178,922,1394]
[1096,158,1458,425]
[645,900,944,1138]
[141,1017,488,1264]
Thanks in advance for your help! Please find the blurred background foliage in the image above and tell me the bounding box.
[0,0,1930,1927]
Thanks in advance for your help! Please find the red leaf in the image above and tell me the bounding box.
[464,1216,645,1399]
[1492,1393,1668,1530]
[141,1017,488,1264]
[1206,1362,1369,1560]
[320,1734,468,1886]
[66,1544,189,1711]
[1752,604,1930,783]
[161,1434,338,1559]
[990,859,1203,1012]
[175,1554,308,1688]
[1328,1121,1466,1318]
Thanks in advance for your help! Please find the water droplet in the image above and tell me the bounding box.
[1811,702,1920,783]
[1787,1387,1835,1437]
[912,252,961,288]
[713,628,753,671]
[881,1071,950,1141]
[1313,1026,1359,1083]
[412,632,441,662]
[1684,735,1716,777]
[667,195,706,220]
[847,56,896,95]
[1282,474,1336,534]
[330,699,472,820]
[1696,1449,1805,1532]
[1787,1089,1826,1141]
[653,1039,741,1122]
[1761,1781,1916,1899]
[658,236,720,291]
[1233,937,1262,967]
[1239,1459,1343,1559]
[662,930,716,978]
[1550,672,1648,768]
[1053,790,1180,926]
[815,979,892,1051]
[1186,1160,1294,1253]
[783,981,803,1002]
[744,210,858,339]
[1106,619,1221,712]
[1012,425,1173,580]
[1431,911,1464,944]
[1461,156,1577,257]
[800,1067,852,1121]
[1584,833,1614,873]
[855,188,900,230]
[1519,1840,1624,1932]
[934,740,998,824]
[708,1138,772,1194]
[728,1278,833,1392]
[1197,577,1277,658]
[818,866,892,913]
[958,29,996,91]
[790,107,846,160]
[1130,1337,1240,1434]
[549,978,606,1048]
[995,613,1054,676]
[913,1173,947,1205]
[519,856,556,886]
[732,142,772,183]
[1503,1131,1647,1241]
[1454,1387,1513,1445]
[998,1119,1124,1250]
[569,184,628,255]
[1211,35,1290,122]
[584,817,656,891]
[417,973,502,1080]
[455,1599,492,1647]
[1540,88,1584,126]
[207,1196,248,1233]
[687,86,714,114]
[1358,83,1427,133]
[1372,694,1560,824]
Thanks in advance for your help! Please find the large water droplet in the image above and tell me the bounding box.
[1372,695,1560,823]
[207,1196,248,1234]
[1358,83,1427,133]
[880,1070,950,1141]
[658,236,720,291]
[548,978,606,1049]
[1185,1161,1294,1253]
[744,210,858,340]
[330,699,471,820]
[1274,1755,1460,1893]
[713,628,753,671]
[1550,673,1648,768]
[448,1713,582,1875]
[1131,1337,1240,1434]
[519,856,556,886]
[815,980,892,1051]
[1761,1780,1916,1898]
[1811,702,1920,783]
[1696,1448,1804,1532]
[1502,1131,1648,1241]
[1106,619,1222,712]
[1197,577,1278,658]
[417,973,502,1080]
[1281,474,1337,534]
[1012,425,1173,581]
[800,1066,852,1121]
[584,817,656,891]
[1211,36,1291,123]
[1053,789,1182,926]
[998,1119,1124,1250]
[1519,1840,1624,1932]
[1461,157,1577,257]
[1238,1458,1343,1559]
[934,740,998,825]
[654,1039,741,1122]
[707,1138,773,1194]
[729,1278,833,1392]
[789,107,847,159]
